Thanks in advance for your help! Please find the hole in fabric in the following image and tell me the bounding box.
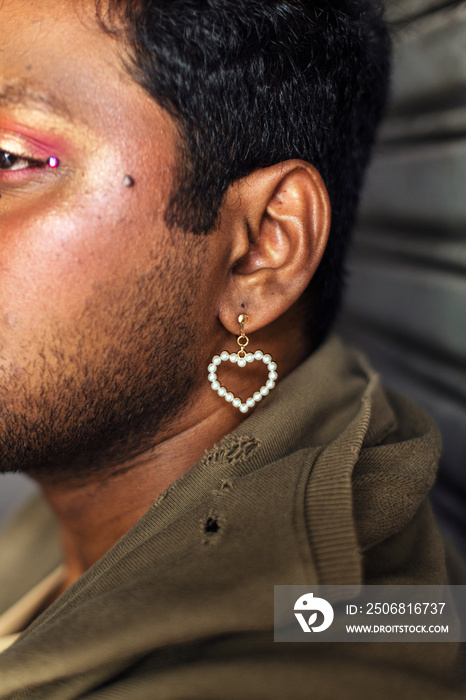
[204,516,220,534]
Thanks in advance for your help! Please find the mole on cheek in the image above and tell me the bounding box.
[123,175,135,188]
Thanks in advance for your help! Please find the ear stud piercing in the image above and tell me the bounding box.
[208,314,278,413]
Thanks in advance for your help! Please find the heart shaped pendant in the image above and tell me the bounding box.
[207,350,278,413]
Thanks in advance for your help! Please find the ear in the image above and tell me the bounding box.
[217,160,331,334]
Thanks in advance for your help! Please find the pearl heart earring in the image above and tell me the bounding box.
[208,314,278,413]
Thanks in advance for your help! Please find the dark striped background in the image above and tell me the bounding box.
[339,0,466,559]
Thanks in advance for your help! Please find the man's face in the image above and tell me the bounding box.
[0,0,217,480]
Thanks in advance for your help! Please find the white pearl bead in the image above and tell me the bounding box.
[268,361,277,371]
[212,356,221,365]
[268,371,278,381]
[208,363,216,373]
[229,354,238,363]
[266,380,275,390]
[260,386,269,396]
[218,387,227,397]
[232,398,241,407]
[253,392,262,402]
[262,354,272,364]
[246,353,254,363]
[254,350,263,360]
[225,392,234,402]
[237,358,246,367]
[220,351,229,361]
[246,397,255,408]
[211,381,220,391]
[239,404,249,413]
[208,372,217,382]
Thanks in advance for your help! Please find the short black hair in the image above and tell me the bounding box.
[99,0,391,349]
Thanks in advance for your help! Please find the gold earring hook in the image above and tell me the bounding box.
[237,314,249,358]
[238,313,248,331]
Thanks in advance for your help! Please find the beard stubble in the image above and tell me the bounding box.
[0,241,206,483]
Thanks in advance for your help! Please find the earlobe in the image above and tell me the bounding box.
[218,160,331,335]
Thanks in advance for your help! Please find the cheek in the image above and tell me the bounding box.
[0,186,169,342]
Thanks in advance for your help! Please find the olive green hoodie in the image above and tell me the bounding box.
[0,335,464,699]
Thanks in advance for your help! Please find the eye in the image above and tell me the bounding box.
[0,149,42,171]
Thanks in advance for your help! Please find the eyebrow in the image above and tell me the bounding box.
[0,80,71,119]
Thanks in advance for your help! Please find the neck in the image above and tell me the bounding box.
[39,407,243,589]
